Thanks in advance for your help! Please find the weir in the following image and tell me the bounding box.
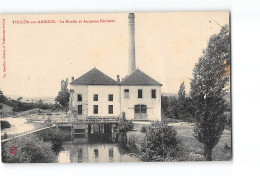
[55,116,119,135]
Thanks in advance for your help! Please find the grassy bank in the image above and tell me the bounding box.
[127,122,232,161]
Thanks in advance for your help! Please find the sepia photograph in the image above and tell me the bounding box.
[0,12,231,163]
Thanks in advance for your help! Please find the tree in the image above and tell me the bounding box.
[178,82,186,101]
[38,99,43,104]
[17,97,23,102]
[141,121,181,161]
[55,90,70,108]
[190,25,230,161]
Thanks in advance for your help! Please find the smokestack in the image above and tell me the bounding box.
[117,75,120,83]
[128,13,136,74]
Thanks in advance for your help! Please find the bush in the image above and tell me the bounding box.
[140,126,146,133]
[1,120,11,129]
[2,134,57,163]
[36,127,64,154]
[141,121,183,161]
[116,120,133,133]
[128,135,138,147]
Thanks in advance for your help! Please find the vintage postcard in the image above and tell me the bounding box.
[0,12,231,163]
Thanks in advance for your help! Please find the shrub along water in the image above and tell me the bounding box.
[36,127,64,154]
[141,121,184,162]
[116,120,134,147]
[2,134,57,163]
[2,127,64,163]
[1,120,11,129]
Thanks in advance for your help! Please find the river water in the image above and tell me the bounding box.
[1,117,37,136]
[58,132,140,163]
[1,117,140,163]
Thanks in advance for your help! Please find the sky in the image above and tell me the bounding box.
[0,12,229,98]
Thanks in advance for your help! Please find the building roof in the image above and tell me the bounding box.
[121,69,162,86]
[70,68,118,85]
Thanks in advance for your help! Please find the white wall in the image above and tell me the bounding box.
[71,85,120,117]
[120,85,161,121]
[87,85,120,117]
[70,85,89,117]
[71,84,161,120]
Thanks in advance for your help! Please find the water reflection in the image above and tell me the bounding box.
[58,128,140,163]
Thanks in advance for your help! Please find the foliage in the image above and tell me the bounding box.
[140,125,147,133]
[141,121,182,161]
[36,127,64,154]
[55,90,70,108]
[0,93,57,112]
[127,135,138,147]
[161,96,179,119]
[226,112,232,128]
[2,134,57,163]
[161,95,195,122]
[116,120,134,134]
[190,25,230,161]
[178,82,186,101]
[1,120,11,129]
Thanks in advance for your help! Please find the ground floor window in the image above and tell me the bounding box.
[134,104,147,113]
[78,105,82,115]
[93,105,98,114]
[134,104,147,120]
[108,105,113,114]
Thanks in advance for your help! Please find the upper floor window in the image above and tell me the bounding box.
[93,94,98,101]
[78,105,82,115]
[138,89,143,98]
[93,105,98,114]
[108,94,113,101]
[124,89,129,98]
[151,89,156,98]
[77,94,82,101]
[108,105,113,114]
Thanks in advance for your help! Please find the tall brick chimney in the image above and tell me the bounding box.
[128,13,136,74]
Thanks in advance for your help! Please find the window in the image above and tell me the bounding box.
[138,89,143,98]
[94,149,99,158]
[151,89,156,98]
[135,104,147,113]
[108,105,113,114]
[93,105,98,114]
[109,148,114,158]
[141,105,147,113]
[77,94,82,101]
[78,105,82,115]
[108,94,113,101]
[93,94,98,101]
[124,89,129,98]
[0,104,2,110]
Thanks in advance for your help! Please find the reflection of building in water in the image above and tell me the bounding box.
[58,132,139,163]
[58,125,140,163]
[61,143,122,163]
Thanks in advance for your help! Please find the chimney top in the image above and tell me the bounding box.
[128,13,135,19]
[117,75,120,83]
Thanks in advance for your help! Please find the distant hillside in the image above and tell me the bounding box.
[6,95,56,104]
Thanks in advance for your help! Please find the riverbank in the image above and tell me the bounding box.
[127,122,232,161]
[1,116,48,139]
